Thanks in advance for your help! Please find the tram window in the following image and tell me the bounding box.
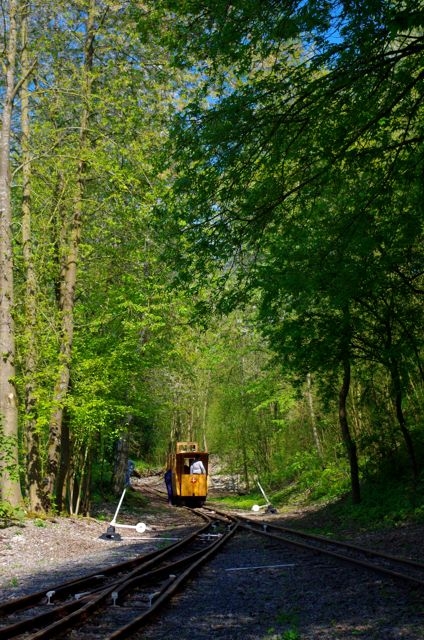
[183,458,191,474]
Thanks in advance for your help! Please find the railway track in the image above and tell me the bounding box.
[202,505,424,588]
[147,488,424,588]
[0,508,237,640]
[2,490,424,639]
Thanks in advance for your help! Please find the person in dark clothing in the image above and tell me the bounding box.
[125,460,135,487]
[164,468,173,505]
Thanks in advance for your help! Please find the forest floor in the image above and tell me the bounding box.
[1,476,424,638]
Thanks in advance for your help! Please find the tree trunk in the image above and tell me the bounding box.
[0,0,23,507]
[241,431,250,491]
[339,356,361,504]
[74,444,90,515]
[55,410,71,512]
[201,376,209,452]
[389,358,418,479]
[113,436,129,495]
[20,4,44,513]
[45,1,95,509]
[202,401,208,451]
[306,372,323,457]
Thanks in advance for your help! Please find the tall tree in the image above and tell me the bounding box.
[155,0,424,498]
[20,0,43,512]
[0,0,23,506]
[5,0,180,511]
[45,0,97,511]
[34,0,182,510]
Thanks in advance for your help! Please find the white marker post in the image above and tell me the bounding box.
[104,487,147,539]
[251,481,277,513]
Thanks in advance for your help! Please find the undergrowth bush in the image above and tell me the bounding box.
[213,450,424,532]
[0,500,25,527]
[277,451,350,501]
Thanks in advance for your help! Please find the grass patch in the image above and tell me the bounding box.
[210,492,264,511]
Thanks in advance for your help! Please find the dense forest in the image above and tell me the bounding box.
[0,0,423,516]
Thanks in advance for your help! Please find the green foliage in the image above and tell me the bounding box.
[212,492,264,511]
[34,518,47,528]
[7,577,19,588]
[265,608,301,639]
[214,466,424,536]
[154,0,424,506]
[275,610,299,627]
[282,631,300,640]
[281,452,350,502]
[0,501,25,528]
[3,0,423,517]
[0,430,21,482]
[9,0,186,511]
[334,469,424,530]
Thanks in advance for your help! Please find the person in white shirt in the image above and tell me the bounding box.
[190,455,206,474]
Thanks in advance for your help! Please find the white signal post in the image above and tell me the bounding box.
[108,488,147,534]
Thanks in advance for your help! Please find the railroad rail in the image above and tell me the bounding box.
[202,504,424,589]
[0,509,237,640]
[2,488,424,639]
[141,488,424,589]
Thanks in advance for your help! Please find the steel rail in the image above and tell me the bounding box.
[106,520,240,640]
[242,522,424,587]
[0,528,200,618]
[203,505,424,588]
[0,516,237,640]
[28,518,238,640]
[0,514,213,639]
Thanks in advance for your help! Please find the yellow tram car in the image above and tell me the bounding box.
[167,442,209,506]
